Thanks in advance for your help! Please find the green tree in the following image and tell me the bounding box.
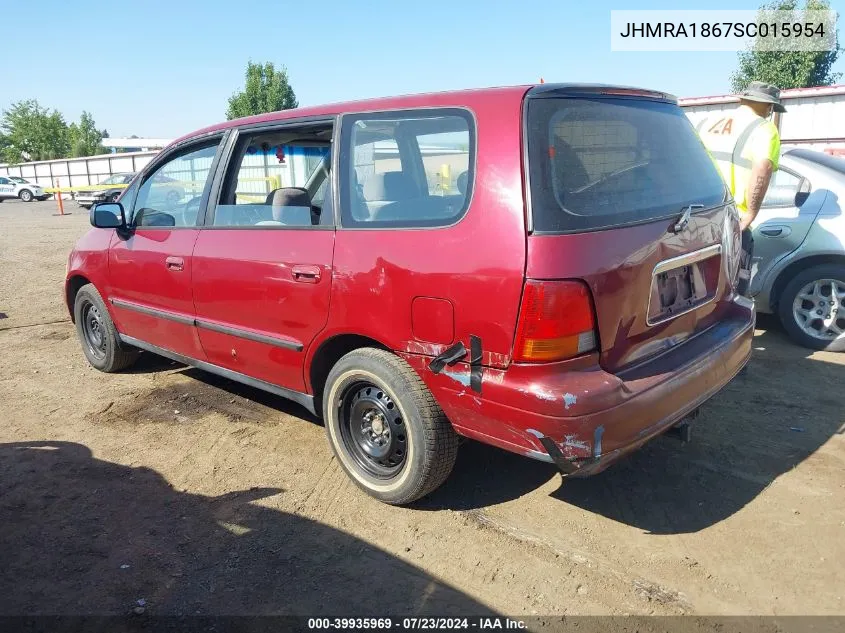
[0,99,70,163]
[68,111,105,157]
[731,0,842,91]
[226,61,298,120]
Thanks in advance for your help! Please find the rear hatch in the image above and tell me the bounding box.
[521,85,741,373]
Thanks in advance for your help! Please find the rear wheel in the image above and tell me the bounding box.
[19,189,33,202]
[778,264,845,352]
[323,348,459,505]
[73,284,139,371]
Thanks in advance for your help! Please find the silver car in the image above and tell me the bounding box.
[750,148,845,352]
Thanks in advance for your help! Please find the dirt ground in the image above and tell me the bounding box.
[1,200,843,619]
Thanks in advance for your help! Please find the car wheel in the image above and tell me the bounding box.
[778,264,845,352]
[73,284,139,372]
[323,348,459,505]
[19,189,33,202]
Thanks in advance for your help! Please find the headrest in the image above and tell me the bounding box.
[363,171,415,201]
[266,187,311,208]
[456,171,468,196]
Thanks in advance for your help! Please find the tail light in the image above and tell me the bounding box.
[513,280,598,363]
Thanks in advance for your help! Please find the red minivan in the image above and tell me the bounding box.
[66,84,754,504]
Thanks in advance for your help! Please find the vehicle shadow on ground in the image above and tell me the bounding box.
[0,440,496,616]
[180,367,322,425]
[123,351,321,425]
[424,317,845,534]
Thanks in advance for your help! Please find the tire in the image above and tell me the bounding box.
[323,348,459,505]
[19,189,33,202]
[73,284,139,372]
[778,264,845,352]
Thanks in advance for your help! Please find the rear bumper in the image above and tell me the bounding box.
[408,296,755,475]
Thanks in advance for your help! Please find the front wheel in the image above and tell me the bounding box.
[73,284,139,371]
[323,348,459,505]
[19,189,33,202]
[778,264,845,352]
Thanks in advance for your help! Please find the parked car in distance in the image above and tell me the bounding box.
[0,175,48,202]
[74,173,138,209]
[748,147,845,352]
[66,84,754,504]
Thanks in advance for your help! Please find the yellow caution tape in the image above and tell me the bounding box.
[43,176,280,194]
[43,184,130,193]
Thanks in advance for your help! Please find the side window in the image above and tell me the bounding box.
[211,123,334,228]
[762,168,804,208]
[132,140,220,227]
[340,109,474,228]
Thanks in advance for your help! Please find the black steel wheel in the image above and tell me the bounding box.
[338,381,408,478]
[323,348,459,505]
[73,284,139,372]
[80,300,108,362]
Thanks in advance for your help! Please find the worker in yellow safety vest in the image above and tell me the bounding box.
[695,81,785,296]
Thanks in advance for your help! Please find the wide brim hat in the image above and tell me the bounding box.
[739,81,787,113]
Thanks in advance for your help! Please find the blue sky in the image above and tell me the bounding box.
[4,0,844,138]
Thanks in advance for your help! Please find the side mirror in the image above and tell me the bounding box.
[90,202,126,229]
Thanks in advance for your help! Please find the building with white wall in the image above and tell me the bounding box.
[680,84,845,155]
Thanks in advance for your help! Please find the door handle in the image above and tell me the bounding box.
[291,264,321,283]
[760,226,790,238]
[165,256,184,272]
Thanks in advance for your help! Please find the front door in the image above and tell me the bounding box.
[191,122,336,393]
[108,138,224,359]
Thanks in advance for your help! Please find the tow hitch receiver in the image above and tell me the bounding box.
[666,408,700,444]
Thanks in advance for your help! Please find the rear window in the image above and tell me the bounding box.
[526,97,727,233]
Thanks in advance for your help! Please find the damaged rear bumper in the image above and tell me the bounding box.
[405,297,755,477]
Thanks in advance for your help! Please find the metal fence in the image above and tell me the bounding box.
[0,151,160,196]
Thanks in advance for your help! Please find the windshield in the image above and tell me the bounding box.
[526,96,727,233]
[9,177,26,184]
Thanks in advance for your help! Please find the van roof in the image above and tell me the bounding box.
[172,83,677,146]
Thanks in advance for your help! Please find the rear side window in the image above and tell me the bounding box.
[339,108,474,228]
[526,97,727,233]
